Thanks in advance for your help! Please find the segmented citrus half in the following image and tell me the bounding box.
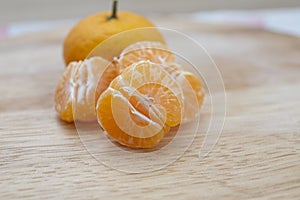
[96,61,183,148]
[54,57,118,122]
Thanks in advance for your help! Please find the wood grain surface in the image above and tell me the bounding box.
[0,17,299,199]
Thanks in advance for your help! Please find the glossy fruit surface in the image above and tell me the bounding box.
[63,12,162,65]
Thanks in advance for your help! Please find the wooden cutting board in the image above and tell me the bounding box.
[1,16,299,199]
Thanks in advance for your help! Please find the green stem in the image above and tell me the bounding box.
[107,0,118,20]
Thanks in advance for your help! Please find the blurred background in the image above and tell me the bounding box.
[0,0,299,39]
[1,0,300,24]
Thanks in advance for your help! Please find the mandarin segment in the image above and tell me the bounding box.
[95,59,119,102]
[181,71,205,109]
[54,62,80,122]
[110,89,166,139]
[97,88,169,148]
[173,70,204,122]
[137,83,181,127]
[115,61,183,127]
[159,63,205,122]
[117,41,175,73]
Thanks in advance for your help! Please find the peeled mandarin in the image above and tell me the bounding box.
[54,56,118,122]
[96,61,183,148]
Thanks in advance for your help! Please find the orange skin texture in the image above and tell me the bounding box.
[63,11,159,65]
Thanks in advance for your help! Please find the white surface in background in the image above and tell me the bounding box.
[4,19,76,38]
[1,8,299,39]
[188,8,300,36]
